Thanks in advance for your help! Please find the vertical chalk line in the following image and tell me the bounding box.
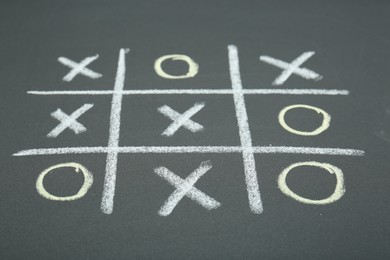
[228,45,263,214]
[101,48,129,214]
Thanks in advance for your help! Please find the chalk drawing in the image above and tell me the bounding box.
[278,161,345,204]
[228,45,263,214]
[154,160,220,216]
[36,162,93,201]
[260,52,322,85]
[14,45,365,214]
[158,102,205,136]
[154,54,198,79]
[278,104,331,136]
[28,89,349,96]
[47,104,94,138]
[13,145,365,156]
[101,48,129,214]
[58,55,102,82]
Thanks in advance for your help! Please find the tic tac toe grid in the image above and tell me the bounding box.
[14,45,365,215]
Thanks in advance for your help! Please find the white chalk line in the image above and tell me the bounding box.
[13,146,365,156]
[27,89,349,96]
[228,45,263,214]
[101,48,129,215]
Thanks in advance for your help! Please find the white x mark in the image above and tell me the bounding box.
[154,160,221,216]
[58,55,102,82]
[158,102,205,136]
[259,51,322,86]
[47,104,94,138]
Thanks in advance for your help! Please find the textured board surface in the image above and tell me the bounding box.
[1,1,390,259]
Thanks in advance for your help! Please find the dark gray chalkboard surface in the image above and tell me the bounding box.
[1,0,390,259]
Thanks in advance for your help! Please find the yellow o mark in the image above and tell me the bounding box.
[36,162,93,201]
[278,161,345,205]
[154,54,199,79]
[278,104,331,136]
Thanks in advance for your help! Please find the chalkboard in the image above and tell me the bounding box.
[1,0,390,259]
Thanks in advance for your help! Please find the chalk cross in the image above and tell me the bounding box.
[47,104,94,138]
[154,160,221,216]
[158,102,205,136]
[58,55,102,82]
[259,51,322,86]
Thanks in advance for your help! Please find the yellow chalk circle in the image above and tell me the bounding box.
[36,162,93,201]
[154,54,199,79]
[278,104,331,136]
[278,161,345,205]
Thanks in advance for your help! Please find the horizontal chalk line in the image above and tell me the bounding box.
[13,146,364,156]
[27,89,349,96]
